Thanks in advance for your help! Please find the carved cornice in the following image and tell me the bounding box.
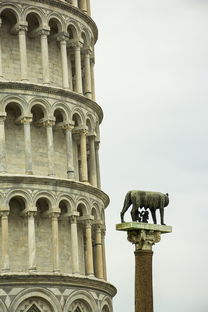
[0,274,117,297]
[0,174,110,207]
[0,81,103,123]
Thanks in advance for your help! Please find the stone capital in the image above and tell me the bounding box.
[127,230,161,251]
[73,126,88,136]
[69,39,83,49]
[57,32,69,42]
[13,23,28,34]
[26,210,37,218]
[0,210,9,218]
[42,119,55,127]
[19,115,33,124]
[0,113,7,123]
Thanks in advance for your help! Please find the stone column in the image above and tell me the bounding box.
[0,211,10,271]
[67,52,73,90]
[86,0,91,16]
[17,24,28,81]
[69,214,79,274]
[90,56,96,101]
[79,129,88,183]
[40,29,50,84]
[0,114,7,173]
[51,212,60,273]
[44,120,55,176]
[94,223,104,279]
[27,211,36,271]
[80,0,88,13]
[101,226,107,280]
[95,141,101,188]
[116,222,172,312]
[73,42,83,94]
[63,123,75,179]
[0,19,4,80]
[89,134,97,187]
[85,219,94,276]
[83,48,92,99]
[57,33,69,89]
[72,0,78,7]
[21,116,33,175]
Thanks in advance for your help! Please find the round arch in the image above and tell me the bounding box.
[23,7,45,27]
[0,5,21,24]
[10,288,62,312]
[63,290,98,312]
[0,298,7,312]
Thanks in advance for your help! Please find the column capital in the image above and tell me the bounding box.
[69,212,79,224]
[13,23,28,34]
[42,119,55,127]
[69,39,83,49]
[73,126,88,135]
[62,122,75,131]
[26,210,37,218]
[128,230,161,251]
[0,210,9,217]
[50,211,60,219]
[0,113,7,123]
[57,32,69,42]
[83,47,92,56]
[20,115,33,124]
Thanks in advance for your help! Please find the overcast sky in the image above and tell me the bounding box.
[91,1,208,311]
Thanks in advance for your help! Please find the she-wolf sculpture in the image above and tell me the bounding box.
[120,190,169,225]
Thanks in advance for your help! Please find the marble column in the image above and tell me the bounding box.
[69,214,79,274]
[58,33,69,89]
[80,0,88,13]
[17,24,28,81]
[85,219,94,276]
[67,51,73,90]
[95,141,101,188]
[83,48,92,99]
[72,0,78,7]
[0,114,7,173]
[90,57,96,101]
[74,42,83,94]
[27,211,36,271]
[94,223,104,279]
[0,18,4,79]
[86,0,91,16]
[0,211,10,271]
[101,226,107,280]
[79,129,88,183]
[44,120,55,176]
[64,124,75,179]
[21,116,33,174]
[89,134,97,187]
[51,212,60,273]
[40,29,50,84]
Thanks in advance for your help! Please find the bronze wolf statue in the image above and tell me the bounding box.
[120,190,169,225]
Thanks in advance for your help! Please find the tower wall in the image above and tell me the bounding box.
[0,1,116,311]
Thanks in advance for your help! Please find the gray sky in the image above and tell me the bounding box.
[91,1,208,311]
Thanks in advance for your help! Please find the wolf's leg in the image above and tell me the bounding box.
[150,208,157,224]
[160,207,165,225]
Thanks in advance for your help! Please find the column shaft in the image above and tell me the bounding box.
[74,44,83,94]
[0,22,3,79]
[1,212,9,271]
[18,25,28,81]
[86,0,91,16]
[51,213,60,273]
[135,250,153,312]
[60,39,69,88]
[80,130,88,183]
[68,52,73,90]
[101,229,107,280]
[95,142,101,188]
[89,135,97,187]
[95,225,104,279]
[45,121,55,176]
[84,50,92,99]
[80,0,88,12]
[27,212,36,271]
[0,116,7,173]
[90,59,96,101]
[40,30,50,84]
[72,0,78,6]
[70,216,79,274]
[23,119,33,174]
[65,126,75,179]
[85,221,94,276]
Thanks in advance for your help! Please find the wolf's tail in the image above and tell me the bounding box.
[120,191,132,222]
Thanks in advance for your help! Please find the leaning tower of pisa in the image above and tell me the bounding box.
[0,1,116,311]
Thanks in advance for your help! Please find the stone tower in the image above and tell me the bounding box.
[0,1,116,311]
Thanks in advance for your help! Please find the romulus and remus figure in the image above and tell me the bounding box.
[120,190,169,225]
